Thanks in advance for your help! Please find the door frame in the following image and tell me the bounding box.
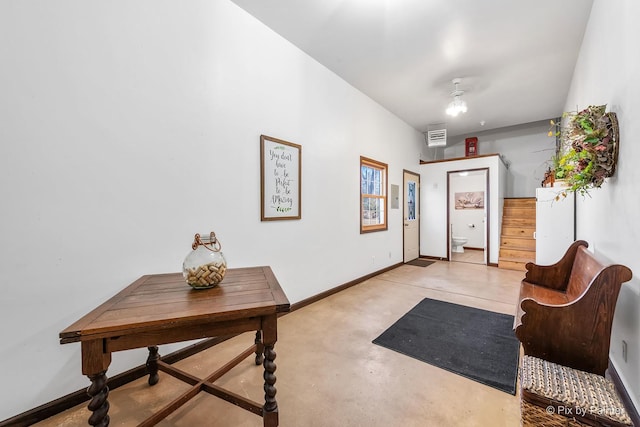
[403,169,421,263]
[446,167,490,265]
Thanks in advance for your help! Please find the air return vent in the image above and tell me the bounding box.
[427,128,447,147]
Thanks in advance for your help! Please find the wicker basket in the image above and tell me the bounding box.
[520,356,633,427]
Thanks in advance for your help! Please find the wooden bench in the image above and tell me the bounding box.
[514,240,632,375]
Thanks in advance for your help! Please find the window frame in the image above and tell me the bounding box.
[360,156,388,233]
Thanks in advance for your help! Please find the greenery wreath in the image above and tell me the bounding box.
[548,105,619,196]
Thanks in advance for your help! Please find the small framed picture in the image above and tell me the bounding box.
[260,135,302,221]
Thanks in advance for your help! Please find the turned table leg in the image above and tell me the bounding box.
[87,371,110,427]
[146,346,160,386]
[82,340,112,427]
[262,315,279,427]
[263,345,277,410]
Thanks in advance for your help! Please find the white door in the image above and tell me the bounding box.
[403,170,420,262]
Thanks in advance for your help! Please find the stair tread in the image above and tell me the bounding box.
[500,240,535,246]
[502,217,536,220]
[502,234,535,238]
[499,256,535,263]
[500,247,536,252]
[500,238,535,247]
[502,246,536,255]
[500,246,534,252]
[503,198,536,203]
[502,229,535,233]
[499,253,536,259]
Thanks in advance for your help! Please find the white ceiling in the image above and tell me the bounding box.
[229,0,593,139]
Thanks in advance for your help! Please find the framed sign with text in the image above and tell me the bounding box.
[260,135,301,221]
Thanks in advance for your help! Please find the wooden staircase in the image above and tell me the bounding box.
[498,198,536,271]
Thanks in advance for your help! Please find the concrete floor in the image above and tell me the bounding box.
[38,261,525,426]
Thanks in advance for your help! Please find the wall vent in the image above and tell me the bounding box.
[427,128,447,147]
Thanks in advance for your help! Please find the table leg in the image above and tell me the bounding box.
[146,346,160,386]
[262,315,278,427]
[255,331,264,365]
[87,371,110,427]
[82,340,112,427]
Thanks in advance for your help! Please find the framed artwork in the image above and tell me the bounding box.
[455,191,485,210]
[260,135,301,221]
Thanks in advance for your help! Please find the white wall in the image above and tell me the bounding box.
[419,155,506,264]
[0,0,425,419]
[444,121,556,197]
[450,173,486,249]
[564,0,640,410]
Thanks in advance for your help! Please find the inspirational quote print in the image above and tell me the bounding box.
[260,135,301,220]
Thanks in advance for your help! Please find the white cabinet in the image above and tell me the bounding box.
[535,188,575,265]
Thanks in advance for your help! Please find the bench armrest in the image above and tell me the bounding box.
[524,240,588,291]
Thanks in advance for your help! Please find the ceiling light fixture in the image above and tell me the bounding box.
[446,78,468,117]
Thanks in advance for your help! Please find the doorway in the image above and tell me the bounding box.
[403,170,420,262]
[447,168,489,265]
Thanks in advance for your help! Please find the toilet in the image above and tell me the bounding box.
[451,236,468,253]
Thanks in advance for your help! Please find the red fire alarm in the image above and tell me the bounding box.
[465,137,478,157]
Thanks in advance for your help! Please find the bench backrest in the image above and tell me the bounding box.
[566,246,605,301]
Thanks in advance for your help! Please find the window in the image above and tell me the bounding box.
[360,156,388,233]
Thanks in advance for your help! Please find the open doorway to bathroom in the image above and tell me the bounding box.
[447,168,489,265]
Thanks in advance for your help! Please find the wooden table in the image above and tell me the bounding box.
[60,266,290,427]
